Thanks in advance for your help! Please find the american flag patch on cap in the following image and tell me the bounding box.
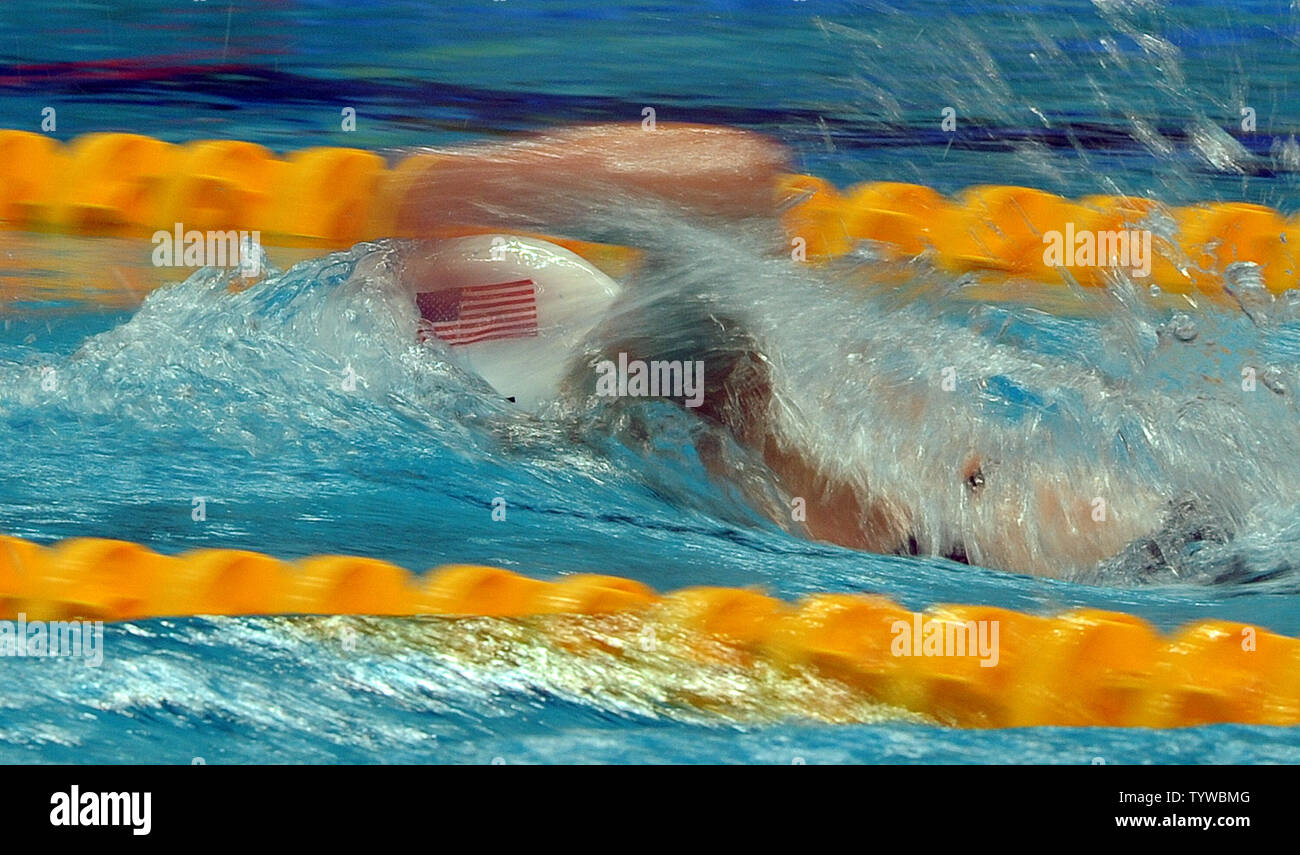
[416,279,539,346]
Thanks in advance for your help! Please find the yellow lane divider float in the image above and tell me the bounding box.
[2,130,1299,294]
[2,534,1297,729]
[0,130,640,279]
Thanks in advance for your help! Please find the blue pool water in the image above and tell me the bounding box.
[2,0,1300,763]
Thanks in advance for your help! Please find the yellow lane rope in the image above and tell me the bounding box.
[2,130,1296,294]
[2,535,1296,729]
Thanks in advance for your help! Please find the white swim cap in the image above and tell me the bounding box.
[413,234,624,408]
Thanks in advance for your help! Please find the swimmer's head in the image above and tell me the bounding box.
[402,234,624,409]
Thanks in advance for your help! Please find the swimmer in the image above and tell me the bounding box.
[383,123,1167,579]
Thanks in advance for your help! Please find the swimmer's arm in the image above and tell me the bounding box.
[693,346,920,555]
[391,123,789,234]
